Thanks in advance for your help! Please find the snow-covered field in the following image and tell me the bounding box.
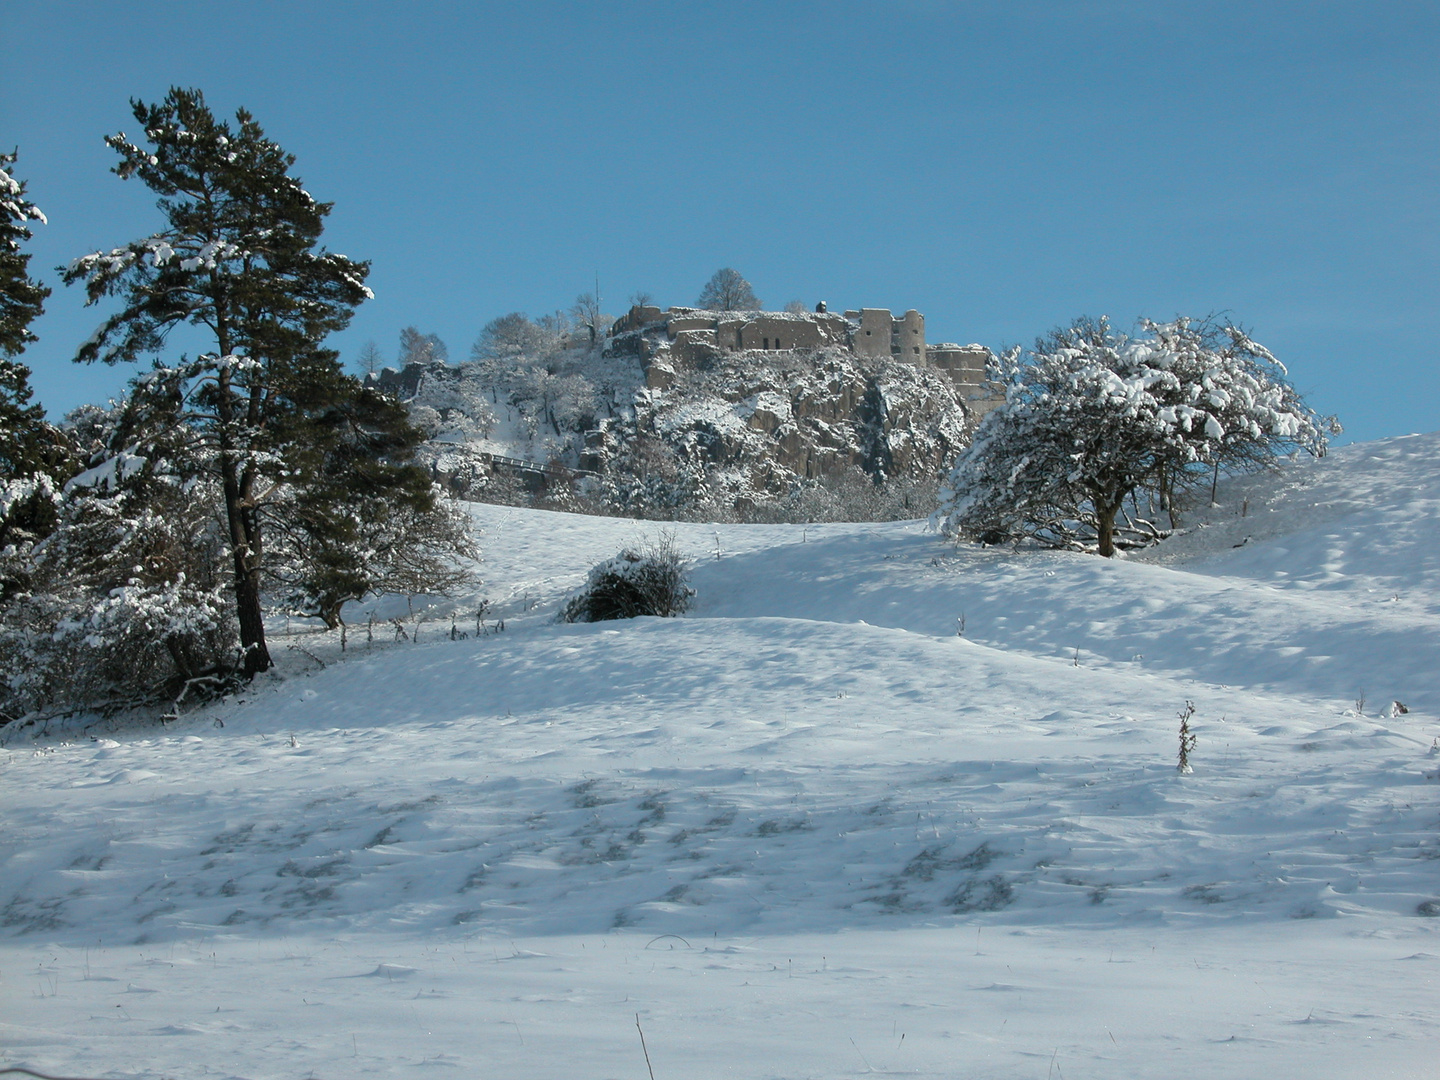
[3,434,1438,1079]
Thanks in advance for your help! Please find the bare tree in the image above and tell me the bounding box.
[356,339,384,376]
[571,292,611,349]
[697,268,760,311]
[936,316,1336,557]
[399,326,447,366]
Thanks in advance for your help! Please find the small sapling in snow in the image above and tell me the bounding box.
[1177,700,1197,774]
[636,1013,656,1080]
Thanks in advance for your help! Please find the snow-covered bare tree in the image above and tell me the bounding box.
[472,312,563,364]
[696,268,760,311]
[935,316,1335,557]
[570,292,611,349]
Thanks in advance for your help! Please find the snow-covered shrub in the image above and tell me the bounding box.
[560,535,693,623]
[935,316,1336,557]
[0,462,236,723]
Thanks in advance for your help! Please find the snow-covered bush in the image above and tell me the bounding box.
[935,316,1336,556]
[0,456,235,723]
[560,535,693,623]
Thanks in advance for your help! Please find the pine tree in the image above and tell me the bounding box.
[62,88,380,676]
[0,359,74,566]
[0,391,235,721]
[263,367,476,628]
[0,152,72,563]
[0,150,50,359]
[0,148,59,483]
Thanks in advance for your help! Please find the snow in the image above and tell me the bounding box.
[60,449,148,494]
[3,434,1439,1078]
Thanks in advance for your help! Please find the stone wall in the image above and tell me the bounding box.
[607,303,1000,410]
[927,343,1004,420]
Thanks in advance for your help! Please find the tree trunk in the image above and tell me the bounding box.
[1095,496,1121,558]
[214,363,273,678]
[165,637,195,683]
[233,556,272,677]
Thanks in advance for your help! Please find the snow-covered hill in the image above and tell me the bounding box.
[2,434,1437,1079]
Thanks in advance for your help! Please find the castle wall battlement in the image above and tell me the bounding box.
[608,303,998,407]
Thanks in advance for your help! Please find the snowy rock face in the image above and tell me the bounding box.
[632,345,972,485]
[384,334,979,516]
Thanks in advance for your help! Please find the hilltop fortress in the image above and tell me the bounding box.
[607,302,1000,417]
[370,299,1004,512]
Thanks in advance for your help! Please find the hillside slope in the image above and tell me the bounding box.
[2,434,1437,1079]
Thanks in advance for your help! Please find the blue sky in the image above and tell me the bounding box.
[5,0,1436,444]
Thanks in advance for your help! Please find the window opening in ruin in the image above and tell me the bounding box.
[763,337,769,349]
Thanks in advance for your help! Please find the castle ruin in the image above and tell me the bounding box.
[607,303,1000,418]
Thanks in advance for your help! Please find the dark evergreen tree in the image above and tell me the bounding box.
[0,150,50,359]
[0,387,235,721]
[263,367,476,628]
[0,359,76,565]
[62,88,397,676]
[0,149,58,483]
[0,152,73,563]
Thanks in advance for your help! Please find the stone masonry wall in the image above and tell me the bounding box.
[608,303,996,408]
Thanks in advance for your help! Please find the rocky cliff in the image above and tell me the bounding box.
[373,334,993,520]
